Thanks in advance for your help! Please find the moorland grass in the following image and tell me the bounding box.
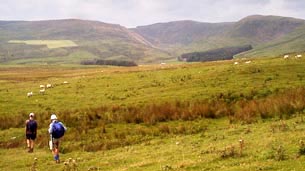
[0,55,305,170]
[0,56,304,117]
[1,116,305,170]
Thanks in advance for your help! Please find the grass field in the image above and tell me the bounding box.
[2,117,305,171]
[8,40,78,49]
[1,56,304,117]
[3,51,97,65]
[0,55,305,170]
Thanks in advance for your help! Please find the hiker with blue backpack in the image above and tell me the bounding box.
[48,114,67,163]
[25,112,37,153]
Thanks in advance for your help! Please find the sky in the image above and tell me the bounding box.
[0,0,304,28]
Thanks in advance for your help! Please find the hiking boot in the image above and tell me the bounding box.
[27,147,32,153]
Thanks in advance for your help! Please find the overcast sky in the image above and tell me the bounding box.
[0,0,304,27]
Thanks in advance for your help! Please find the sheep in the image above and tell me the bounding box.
[39,89,45,94]
[40,85,45,89]
[63,81,69,84]
[46,84,52,88]
[245,61,251,64]
[234,62,239,65]
[27,92,33,97]
[283,55,289,59]
[295,54,302,58]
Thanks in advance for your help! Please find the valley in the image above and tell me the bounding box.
[0,14,305,171]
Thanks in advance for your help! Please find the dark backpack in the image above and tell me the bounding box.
[27,120,37,134]
[52,122,65,138]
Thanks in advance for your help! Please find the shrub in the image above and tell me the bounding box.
[220,145,238,159]
[298,140,305,156]
[274,145,286,161]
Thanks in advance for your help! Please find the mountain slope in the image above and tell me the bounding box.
[0,15,305,65]
[0,19,172,64]
[229,15,305,42]
[0,19,152,43]
[132,20,234,46]
[235,24,305,58]
[133,15,305,57]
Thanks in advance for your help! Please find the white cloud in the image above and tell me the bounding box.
[0,0,304,27]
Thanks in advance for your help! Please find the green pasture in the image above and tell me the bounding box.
[0,55,305,170]
[4,51,97,65]
[8,40,78,49]
[2,116,305,170]
[0,55,304,116]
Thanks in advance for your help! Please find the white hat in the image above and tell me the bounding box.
[29,113,34,117]
[50,114,57,120]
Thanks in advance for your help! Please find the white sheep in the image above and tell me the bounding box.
[40,85,45,89]
[27,92,33,97]
[245,61,251,64]
[39,89,45,94]
[46,84,52,88]
[295,54,302,58]
[234,62,239,65]
[63,81,69,84]
[283,55,289,59]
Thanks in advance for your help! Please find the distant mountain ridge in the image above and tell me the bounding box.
[0,15,305,64]
[230,15,305,42]
[0,19,153,45]
[133,15,305,57]
[132,20,234,45]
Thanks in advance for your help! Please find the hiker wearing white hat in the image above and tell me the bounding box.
[25,112,37,153]
[48,114,67,163]
[50,114,57,120]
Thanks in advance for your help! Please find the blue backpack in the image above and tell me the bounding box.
[27,120,37,134]
[52,122,65,138]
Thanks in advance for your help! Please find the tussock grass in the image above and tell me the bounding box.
[1,55,305,170]
[2,116,305,170]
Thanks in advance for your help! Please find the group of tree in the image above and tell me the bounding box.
[178,45,253,62]
[81,59,138,67]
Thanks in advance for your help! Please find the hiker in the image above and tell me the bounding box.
[25,112,37,153]
[48,114,67,163]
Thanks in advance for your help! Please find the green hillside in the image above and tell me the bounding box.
[0,15,305,65]
[1,55,305,170]
[0,19,172,64]
[134,15,305,58]
[235,24,305,58]
[8,40,78,49]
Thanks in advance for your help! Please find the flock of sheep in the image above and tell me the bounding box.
[27,81,69,97]
[283,54,302,59]
[233,61,251,65]
[25,54,303,98]
[233,54,303,65]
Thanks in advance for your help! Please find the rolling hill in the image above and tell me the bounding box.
[133,15,305,58]
[0,15,305,65]
[132,20,234,45]
[0,19,172,64]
